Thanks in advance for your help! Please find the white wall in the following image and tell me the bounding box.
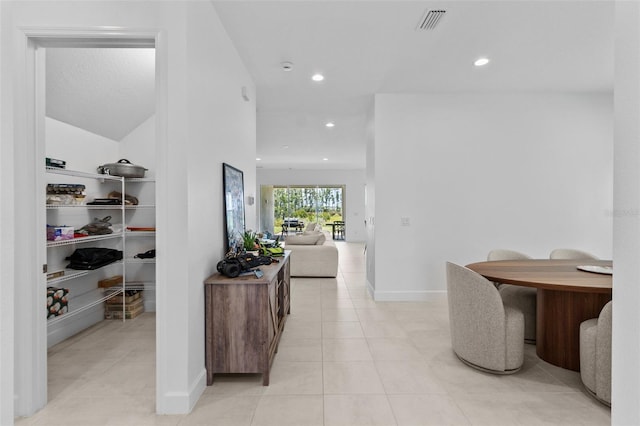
[613,2,640,424]
[256,168,366,242]
[184,0,256,405]
[365,106,376,292]
[120,115,156,177]
[0,3,14,424]
[1,0,255,421]
[46,117,120,173]
[371,93,613,301]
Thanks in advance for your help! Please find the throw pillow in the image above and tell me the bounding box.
[305,222,317,231]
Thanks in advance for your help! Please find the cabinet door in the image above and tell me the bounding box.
[267,277,279,357]
[278,257,291,322]
[212,283,266,373]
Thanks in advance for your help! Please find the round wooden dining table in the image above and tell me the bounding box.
[465,259,612,371]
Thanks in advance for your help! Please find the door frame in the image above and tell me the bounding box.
[12,27,167,418]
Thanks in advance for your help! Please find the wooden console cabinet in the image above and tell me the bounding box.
[204,252,290,386]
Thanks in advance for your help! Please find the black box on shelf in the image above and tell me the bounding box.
[46,157,66,169]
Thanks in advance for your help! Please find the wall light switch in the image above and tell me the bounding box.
[401,217,410,226]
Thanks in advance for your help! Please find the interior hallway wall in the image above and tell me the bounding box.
[371,92,613,301]
[1,0,255,421]
[612,1,640,423]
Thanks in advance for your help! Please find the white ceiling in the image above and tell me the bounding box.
[212,0,613,170]
[43,2,613,169]
[46,48,155,142]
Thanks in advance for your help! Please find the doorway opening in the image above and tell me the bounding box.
[13,29,165,419]
[260,185,345,236]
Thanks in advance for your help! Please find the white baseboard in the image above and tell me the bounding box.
[156,367,206,415]
[366,279,375,298]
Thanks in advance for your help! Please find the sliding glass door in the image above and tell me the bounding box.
[262,185,344,235]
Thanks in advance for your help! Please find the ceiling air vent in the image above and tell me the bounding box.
[416,10,446,30]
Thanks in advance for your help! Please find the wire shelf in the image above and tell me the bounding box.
[46,270,88,285]
[125,231,156,236]
[125,204,155,209]
[124,177,155,183]
[47,286,124,326]
[46,232,124,248]
[46,167,123,182]
[47,204,123,210]
[125,281,155,291]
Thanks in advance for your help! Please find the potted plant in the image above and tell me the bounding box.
[242,230,258,253]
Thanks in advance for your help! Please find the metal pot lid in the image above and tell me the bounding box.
[101,159,147,169]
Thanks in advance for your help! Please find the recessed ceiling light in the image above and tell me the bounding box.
[282,145,289,149]
[322,158,329,161]
[325,122,335,128]
[312,73,325,82]
[256,158,262,161]
[474,57,490,67]
[281,61,293,71]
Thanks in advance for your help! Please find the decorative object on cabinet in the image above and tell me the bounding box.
[204,251,291,386]
[222,163,246,252]
[216,251,274,278]
[242,229,259,251]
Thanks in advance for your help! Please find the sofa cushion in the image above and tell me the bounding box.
[305,222,317,231]
[301,231,326,245]
[315,232,326,245]
[285,234,321,245]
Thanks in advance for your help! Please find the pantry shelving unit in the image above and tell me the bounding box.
[45,167,157,345]
[123,178,156,312]
[45,167,128,346]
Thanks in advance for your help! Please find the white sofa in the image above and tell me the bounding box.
[284,229,338,277]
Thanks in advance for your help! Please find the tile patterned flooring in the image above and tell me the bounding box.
[17,242,611,425]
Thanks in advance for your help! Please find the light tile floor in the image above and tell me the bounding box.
[17,242,611,425]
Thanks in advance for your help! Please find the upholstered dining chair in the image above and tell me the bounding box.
[446,262,525,374]
[549,248,599,260]
[580,301,612,407]
[487,249,537,344]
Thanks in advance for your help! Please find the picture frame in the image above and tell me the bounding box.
[222,163,246,252]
